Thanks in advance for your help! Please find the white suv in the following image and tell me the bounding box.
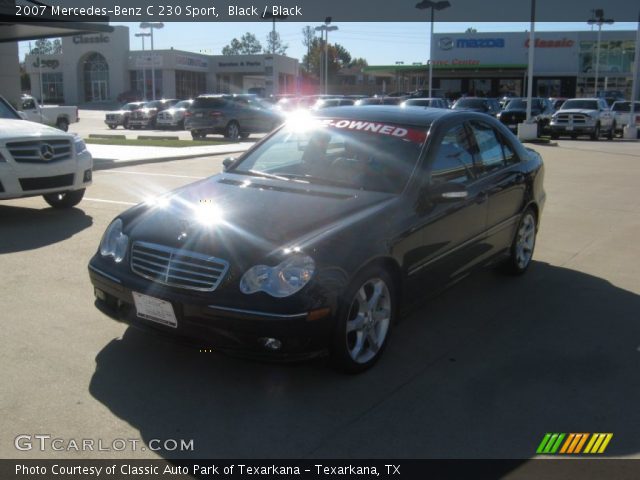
[0,96,92,208]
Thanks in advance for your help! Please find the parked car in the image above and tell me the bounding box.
[452,97,501,116]
[185,94,284,140]
[496,97,555,136]
[156,100,194,130]
[401,98,448,109]
[18,95,78,132]
[610,101,640,137]
[311,98,355,109]
[89,106,545,372]
[549,98,615,140]
[128,99,179,129]
[104,102,146,130]
[0,95,92,208]
[355,97,406,106]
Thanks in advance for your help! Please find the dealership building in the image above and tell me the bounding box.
[24,25,299,105]
[362,29,637,100]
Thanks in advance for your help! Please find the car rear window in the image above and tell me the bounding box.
[193,97,228,108]
[454,99,486,109]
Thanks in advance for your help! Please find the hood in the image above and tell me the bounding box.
[124,173,396,268]
[556,109,597,115]
[0,119,75,139]
[109,110,127,115]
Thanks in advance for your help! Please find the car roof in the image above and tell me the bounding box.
[314,105,456,126]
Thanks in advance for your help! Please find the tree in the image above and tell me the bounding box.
[221,33,263,55]
[30,38,62,55]
[301,26,315,72]
[465,27,477,33]
[302,39,358,83]
[265,31,288,55]
[349,57,368,69]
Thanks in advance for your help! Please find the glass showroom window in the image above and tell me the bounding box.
[42,72,64,103]
[83,53,109,102]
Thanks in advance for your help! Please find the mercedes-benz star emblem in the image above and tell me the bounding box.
[39,143,55,161]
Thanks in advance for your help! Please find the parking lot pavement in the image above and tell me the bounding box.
[1,140,639,465]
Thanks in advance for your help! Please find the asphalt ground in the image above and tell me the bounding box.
[1,140,639,473]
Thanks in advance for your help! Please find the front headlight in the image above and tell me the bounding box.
[99,218,129,263]
[74,137,87,155]
[240,255,315,298]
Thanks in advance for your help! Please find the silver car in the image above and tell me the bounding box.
[156,100,193,130]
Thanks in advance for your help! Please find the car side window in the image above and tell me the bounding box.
[430,124,475,184]
[469,121,509,176]
[499,135,518,165]
[22,99,36,110]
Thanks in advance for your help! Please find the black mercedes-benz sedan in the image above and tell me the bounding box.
[89,107,545,372]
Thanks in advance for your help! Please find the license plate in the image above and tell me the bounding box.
[132,292,178,328]
[566,126,573,131]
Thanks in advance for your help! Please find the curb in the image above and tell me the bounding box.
[92,150,248,171]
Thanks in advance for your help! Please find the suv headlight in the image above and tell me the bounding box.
[240,255,315,298]
[99,218,129,263]
[74,137,87,155]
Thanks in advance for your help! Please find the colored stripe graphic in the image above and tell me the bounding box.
[539,433,613,455]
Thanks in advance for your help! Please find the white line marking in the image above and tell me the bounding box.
[97,170,206,180]
[84,197,137,206]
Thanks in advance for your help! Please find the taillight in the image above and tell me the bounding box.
[185,111,192,117]
[209,111,223,117]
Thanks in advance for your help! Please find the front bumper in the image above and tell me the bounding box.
[128,118,152,128]
[0,150,92,200]
[549,123,596,135]
[88,258,336,360]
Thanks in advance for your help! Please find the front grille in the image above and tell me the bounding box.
[130,241,229,292]
[501,112,524,123]
[158,112,172,120]
[6,139,72,163]
[19,173,74,191]
[555,113,589,124]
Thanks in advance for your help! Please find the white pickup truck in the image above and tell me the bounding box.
[0,96,92,208]
[18,95,79,132]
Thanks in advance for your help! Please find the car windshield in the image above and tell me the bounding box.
[454,98,486,109]
[229,117,428,194]
[146,101,164,109]
[0,98,20,119]
[505,99,529,109]
[174,100,193,109]
[122,103,141,110]
[612,102,640,112]
[561,100,599,110]
[193,97,227,108]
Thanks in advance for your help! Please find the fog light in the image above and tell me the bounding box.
[260,337,282,351]
[83,169,92,182]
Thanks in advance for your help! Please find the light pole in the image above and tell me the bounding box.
[139,22,164,100]
[316,18,338,95]
[416,0,450,98]
[135,32,151,100]
[624,10,639,139]
[587,9,614,97]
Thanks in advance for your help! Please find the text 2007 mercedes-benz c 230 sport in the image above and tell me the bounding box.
[89,107,545,372]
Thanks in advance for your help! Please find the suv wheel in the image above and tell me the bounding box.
[607,122,615,141]
[56,118,69,132]
[590,123,601,141]
[502,208,537,275]
[43,189,85,209]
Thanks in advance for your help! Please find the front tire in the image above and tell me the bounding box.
[331,268,396,373]
[607,122,615,141]
[590,123,601,141]
[503,208,537,275]
[43,189,85,209]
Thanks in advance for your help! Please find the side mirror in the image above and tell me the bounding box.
[222,157,235,171]
[428,182,469,203]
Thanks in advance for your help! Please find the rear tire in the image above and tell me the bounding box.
[56,118,69,132]
[108,124,117,130]
[43,189,85,209]
[330,267,396,373]
[225,121,240,141]
[502,208,537,275]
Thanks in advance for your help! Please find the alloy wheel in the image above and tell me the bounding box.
[515,213,536,270]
